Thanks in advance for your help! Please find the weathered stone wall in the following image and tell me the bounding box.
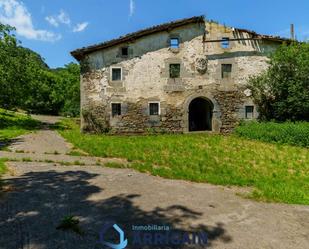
[213,90,247,133]
[80,21,280,134]
[106,100,184,134]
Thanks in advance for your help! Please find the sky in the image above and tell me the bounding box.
[0,0,308,68]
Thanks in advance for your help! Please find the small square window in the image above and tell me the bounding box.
[169,64,180,78]
[121,47,128,56]
[111,103,121,117]
[245,106,254,119]
[221,64,232,79]
[112,68,122,81]
[170,38,179,49]
[221,37,230,49]
[149,102,160,115]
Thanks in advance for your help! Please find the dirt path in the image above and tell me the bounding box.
[7,115,71,154]
[0,115,308,249]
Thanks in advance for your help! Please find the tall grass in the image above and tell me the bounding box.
[234,121,309,147]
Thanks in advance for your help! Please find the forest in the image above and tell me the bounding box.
[0,24,80,117]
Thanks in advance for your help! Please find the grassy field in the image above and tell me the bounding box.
[0,108,40,148]
[235,121,309,147]
[58,119,309,205]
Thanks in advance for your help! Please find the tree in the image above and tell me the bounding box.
[52,63,80,116]
[248,42,309,121]
[0,23,80,116]
[0,24,22,109]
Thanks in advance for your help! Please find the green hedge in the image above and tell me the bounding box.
[234,121,309,147]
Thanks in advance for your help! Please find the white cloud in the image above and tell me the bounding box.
[45,15,58,27]
[73,22,88,32]
[45,9,70,27]
[46,9,88,33]
[129,0,135,17]
[57,9,70,25]
[0,0,61,42]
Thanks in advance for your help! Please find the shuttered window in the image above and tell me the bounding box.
[170,38,179,48]
[221,37,230,48]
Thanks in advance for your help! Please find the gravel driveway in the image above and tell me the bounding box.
[0,115,308,249]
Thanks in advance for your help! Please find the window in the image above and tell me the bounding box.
[121,47,128,56]
[111,68,122,81]
[149,102,160,115]
[221,64,232,79]
[169,64,180,78]
[170,38,179,49]
[221,37,230,49]
[245,106,254,119]
[111,103,121,117]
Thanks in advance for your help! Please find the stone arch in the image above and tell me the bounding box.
[183,93,221,132]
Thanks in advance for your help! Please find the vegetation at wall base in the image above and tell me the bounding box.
[235,121,309,147]
[58,119,309,205]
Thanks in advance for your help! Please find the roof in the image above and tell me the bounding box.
[71,16,292,61]
[233,27,292,43]
[71,16,205,61]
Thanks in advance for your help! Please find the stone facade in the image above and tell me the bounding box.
[72,17,285,134]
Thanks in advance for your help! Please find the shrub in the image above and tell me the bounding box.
[248,42,309,121]
[235,121,309,147]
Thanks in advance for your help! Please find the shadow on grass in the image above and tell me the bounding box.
[0,111,41,150]
[0,170,232,248]
[0,117,40,130]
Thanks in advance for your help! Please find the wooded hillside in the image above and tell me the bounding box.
[0,24,80,116]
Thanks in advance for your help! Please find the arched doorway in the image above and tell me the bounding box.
[189,97,213,131]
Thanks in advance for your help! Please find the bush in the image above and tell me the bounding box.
[234,121,309,147]
[248,42,309,121]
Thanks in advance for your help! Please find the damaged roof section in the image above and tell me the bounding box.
[71,16,292,61]
[233,27,292,43]
[71,16,205,61]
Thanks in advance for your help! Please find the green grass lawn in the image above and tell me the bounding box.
[0,108,40,148]
[58,119,309,205]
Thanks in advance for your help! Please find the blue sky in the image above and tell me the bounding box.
[1,0,308,68]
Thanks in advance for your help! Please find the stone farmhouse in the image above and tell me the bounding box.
[71,16,289,133]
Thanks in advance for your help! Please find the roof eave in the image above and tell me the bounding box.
[71,16,205,61]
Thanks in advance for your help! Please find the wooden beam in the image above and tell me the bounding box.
[204,38,261,43]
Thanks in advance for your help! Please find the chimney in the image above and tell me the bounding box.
[290,24,295,40]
